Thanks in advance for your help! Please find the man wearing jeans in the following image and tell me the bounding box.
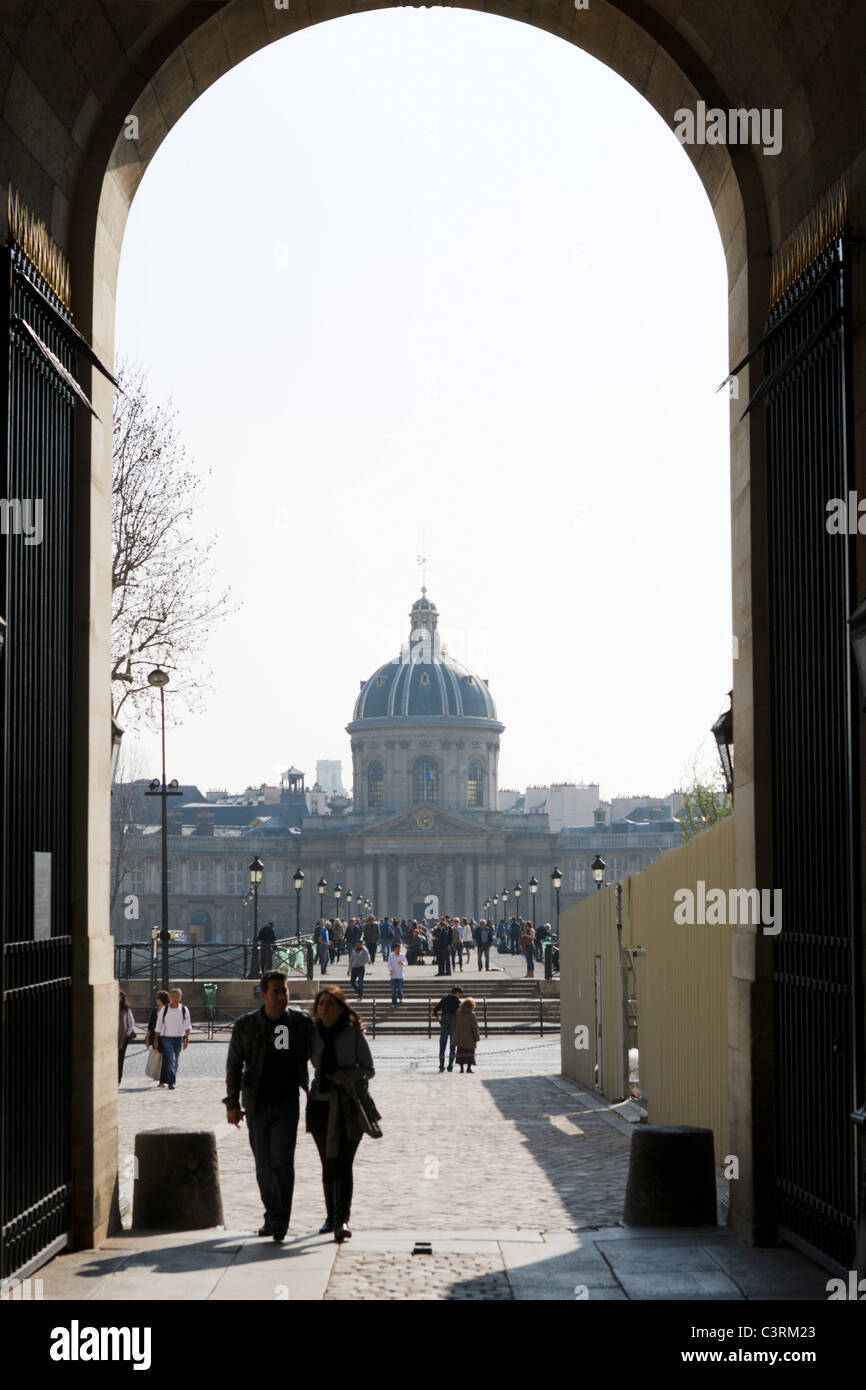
[388,941,406,1004]
[433,985,462,1071]
[154,988,191,1089]
[224,971,312,1242]
[474,920,493,972]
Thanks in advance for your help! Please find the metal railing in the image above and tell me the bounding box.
[114,937,315,983]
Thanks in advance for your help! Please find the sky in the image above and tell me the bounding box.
[115,8,732,802]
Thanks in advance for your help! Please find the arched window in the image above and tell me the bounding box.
[413,756,439,804]
[467,759,485,807]
[367,761,384,807]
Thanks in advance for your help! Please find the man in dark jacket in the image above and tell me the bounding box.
[223,970,313,1242]
[257,921,276,972]
[433,985,463,1071]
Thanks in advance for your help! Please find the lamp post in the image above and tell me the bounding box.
[501,886,509,922]
[529,875,538,928]
[144,666,183,990]
[492,893,498,924]
[334,882,342,921]
[317,877,327,924]
[711,691,734,797]
[551,866,562,936]
[345,890,353,928]
[248,856,264,978]
[591,855,606,891]
[514,882,522,924]
[293,868,303,944]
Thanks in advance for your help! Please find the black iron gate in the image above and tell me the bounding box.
[1,220,77,1277]
[760,229,861,1270]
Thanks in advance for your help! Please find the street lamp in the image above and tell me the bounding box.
[514,882,522,922]
[529,875,538,928]
[711,690,734,796]
[501,886,509,921]
[591,855,606,891]
[317,876,327,922]
[345,889,353,923]
[551,866,562,935]
[144,666,182,990]
[293,868,303,943]
[248,856,264,977]
[334,883,343,922]
[492,893,499,923]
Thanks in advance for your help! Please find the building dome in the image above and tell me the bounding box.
[351,591,498,724]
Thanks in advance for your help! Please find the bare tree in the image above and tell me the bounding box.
[111,362,234,728]
[110,745,146,913]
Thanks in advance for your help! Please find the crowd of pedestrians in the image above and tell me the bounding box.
[305,912,557,985]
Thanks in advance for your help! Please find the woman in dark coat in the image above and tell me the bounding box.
[307,985,375,1242]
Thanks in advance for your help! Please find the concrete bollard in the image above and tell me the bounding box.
[623,1124,717,1226]
[133,1128,224,1230]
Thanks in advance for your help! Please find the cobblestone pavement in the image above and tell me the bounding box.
[324,1250,514,1300]
[117,1040,630,1237]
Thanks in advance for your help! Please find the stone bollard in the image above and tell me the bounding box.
[133,1128,224,1230]
[623,1124,717,1226]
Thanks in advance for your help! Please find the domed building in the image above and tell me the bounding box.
[348,590,504,818]
[300,591,555,922]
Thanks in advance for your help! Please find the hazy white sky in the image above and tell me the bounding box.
[116,8,732,802]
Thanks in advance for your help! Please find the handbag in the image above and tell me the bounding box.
[145,1046,163,1080]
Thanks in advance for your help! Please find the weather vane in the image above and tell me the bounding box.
[416,553,428,595]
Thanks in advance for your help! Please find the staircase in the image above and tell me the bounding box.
[341,976,560,1035]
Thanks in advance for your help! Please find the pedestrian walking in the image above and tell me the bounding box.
[474,918,493,971]
[363,917,379,963]
[521,921,536,977]
[154,988,191,1089]
[144,989,169,1050]
[387,941,406,1004]
[118,989,136,1082]
[378,917,393,963]
[307,986,377,1241]
[223,969,313,1242]
[317,921,331,975]
[347,940,371,999]
[450,919,462,972]
[453,997,480,1074]
[257,921,276,973]
[332,918,345,963]
[460,918,473,965]
[433,985,462,1071]
[509,917,520,954]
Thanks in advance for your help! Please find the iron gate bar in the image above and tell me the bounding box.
[2,236,77,1279]
[763,236,860,1272]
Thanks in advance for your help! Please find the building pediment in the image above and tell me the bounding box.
[364,806,492,837]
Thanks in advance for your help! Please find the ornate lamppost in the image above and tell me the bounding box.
[591,855,606,891]
[551,866,562,936]
[529,875,538,928]
[293,868,303,944]
[317,876,327,924]
[248,856,264,977]
[144,666,182,990]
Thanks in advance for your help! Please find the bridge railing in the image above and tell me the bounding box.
[114,938,314,982]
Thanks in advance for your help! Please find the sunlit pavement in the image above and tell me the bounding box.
[37,1037,828,1301]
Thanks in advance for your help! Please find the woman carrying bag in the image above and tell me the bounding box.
[307,985,379,1242]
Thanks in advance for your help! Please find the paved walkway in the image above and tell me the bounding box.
[37,1039,828,1301]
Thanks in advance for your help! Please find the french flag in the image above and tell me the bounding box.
[425,768,439,782]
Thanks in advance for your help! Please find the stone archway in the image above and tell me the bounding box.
[5,0,866,1264]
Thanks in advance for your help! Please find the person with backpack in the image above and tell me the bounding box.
[474,918,493,971]
[154,988,192,1089]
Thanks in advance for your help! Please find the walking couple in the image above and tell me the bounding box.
[223,971,381,1244]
